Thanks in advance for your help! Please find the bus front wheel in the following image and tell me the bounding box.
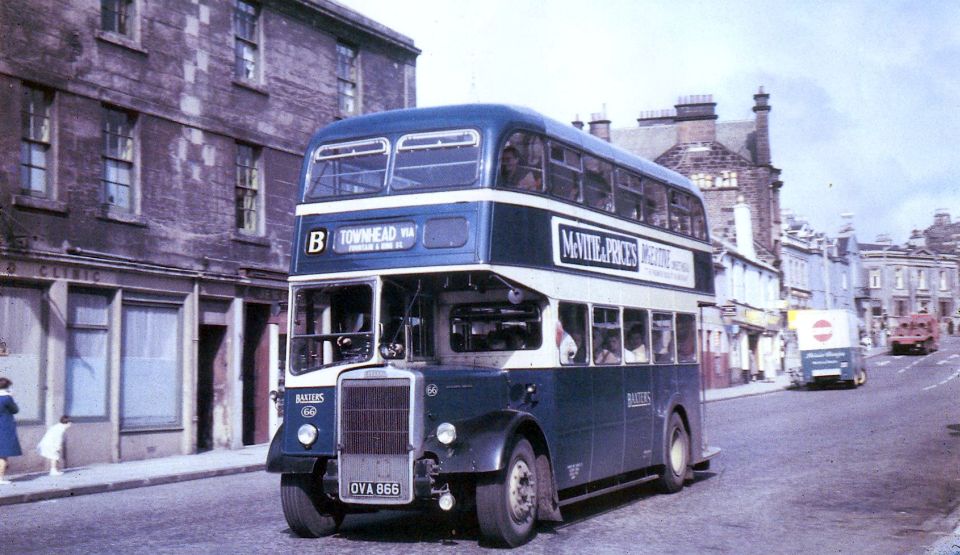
[476,437,538,547]
[280,473,344,538]
[657,412,690,494]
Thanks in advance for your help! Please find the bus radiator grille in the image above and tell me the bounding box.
[340,378,411,455]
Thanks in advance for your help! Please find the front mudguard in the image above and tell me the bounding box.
[424,410,545,474]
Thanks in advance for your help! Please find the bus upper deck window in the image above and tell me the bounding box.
[392,129,480,191]
[615,170,643,221]
[498,132,544,192]
[547,144,581,202]
[305,138,388,201]
[583,156,613,212]
[669,190,693,235]
[643,180,669,229]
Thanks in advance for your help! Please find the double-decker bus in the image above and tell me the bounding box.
[267,104,719,547]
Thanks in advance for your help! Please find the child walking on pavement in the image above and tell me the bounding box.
[37,416,71,476]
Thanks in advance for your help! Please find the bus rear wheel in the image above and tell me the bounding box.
[856,367,867,386]
[476,437,538,547]
[280,473,344,538]
[657,412,690,494]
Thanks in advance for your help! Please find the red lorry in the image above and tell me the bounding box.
[889,314,940,355]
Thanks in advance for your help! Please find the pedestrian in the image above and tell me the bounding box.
[0,377,22,485]
[37,415,71,476]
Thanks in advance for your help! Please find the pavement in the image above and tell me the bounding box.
[0,344,903,509]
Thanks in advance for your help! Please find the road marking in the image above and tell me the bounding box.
[893,355,904,360]
[938,360,950,365]
[898,360,921,374]
[922,370,960,391]
[950,354,960,359]
[876,360,890,367]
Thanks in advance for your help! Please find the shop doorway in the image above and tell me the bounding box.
[242,304,271,445]
[197,325,227,452]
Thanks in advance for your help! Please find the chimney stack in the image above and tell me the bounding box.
[571,114,584,130]
[675,94,717,143]
[753,86,771,166]
[587,111,610,142]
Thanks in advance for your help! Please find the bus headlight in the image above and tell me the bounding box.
[437,422,457,445]
[297,423,319,447]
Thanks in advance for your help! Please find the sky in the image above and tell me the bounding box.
[336,0,960,244]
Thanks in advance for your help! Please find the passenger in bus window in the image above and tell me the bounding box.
[594,331,622,365]
[500,146,539,191]
[558,325,578,363]
[624,325,649,363]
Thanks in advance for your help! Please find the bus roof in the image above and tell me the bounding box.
[308,103,701,198]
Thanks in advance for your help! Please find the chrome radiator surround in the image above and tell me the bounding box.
[336,367,423,505]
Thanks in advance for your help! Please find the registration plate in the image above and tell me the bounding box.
[349,481,401,497]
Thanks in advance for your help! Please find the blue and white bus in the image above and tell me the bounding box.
[267,104,719,547]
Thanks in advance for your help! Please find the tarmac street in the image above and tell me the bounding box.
[0,338,958,553]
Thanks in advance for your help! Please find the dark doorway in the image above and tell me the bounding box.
[197,325,227,452]
[242,304,271,445]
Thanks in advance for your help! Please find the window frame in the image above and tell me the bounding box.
[101,105,137,212]
[101,0,136,37]
[66,289,112,421]
[119,300,183,430]
[336,41,359,116]
[20,84,54,198]
[235,142,263,235]
[233,0,261,82]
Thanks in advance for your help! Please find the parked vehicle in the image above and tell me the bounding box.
[793,309,866,388]
[889,313,939,355]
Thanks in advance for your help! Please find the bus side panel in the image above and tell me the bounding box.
[622,364,655,470]
[590,366,625,481]
[489,203,554,269]
[677,363,704,461]
[549,366,595,490]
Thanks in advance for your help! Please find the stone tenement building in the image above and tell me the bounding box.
[0,0,417,474]
[611,89,783,266]
[924,209,960,254]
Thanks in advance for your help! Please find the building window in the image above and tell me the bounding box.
[895,267,904,289]
[869,269,881,289]
[842,272,848,290]
[690,173,711,189]
[121,303,180,429]
[101,0,134,36]
[102,107,136,210]
[894,299,907,316]
[236,143,261,234]
[337,41,358,115]
[0,285,44,422]
[20,85,53,197]
[717,170,737,188]
[939,270,947,290]
[234,0,260,81]
[918,270,928,290]
[67,290,110,419]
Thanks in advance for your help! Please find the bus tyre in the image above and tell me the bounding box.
[476,438,538,547]
[280,473,344,538]
[856,368,867,386]
[657,412,690,494]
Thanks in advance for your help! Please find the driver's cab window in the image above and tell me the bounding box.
[380,281,435,360]
[498,132,544,192]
